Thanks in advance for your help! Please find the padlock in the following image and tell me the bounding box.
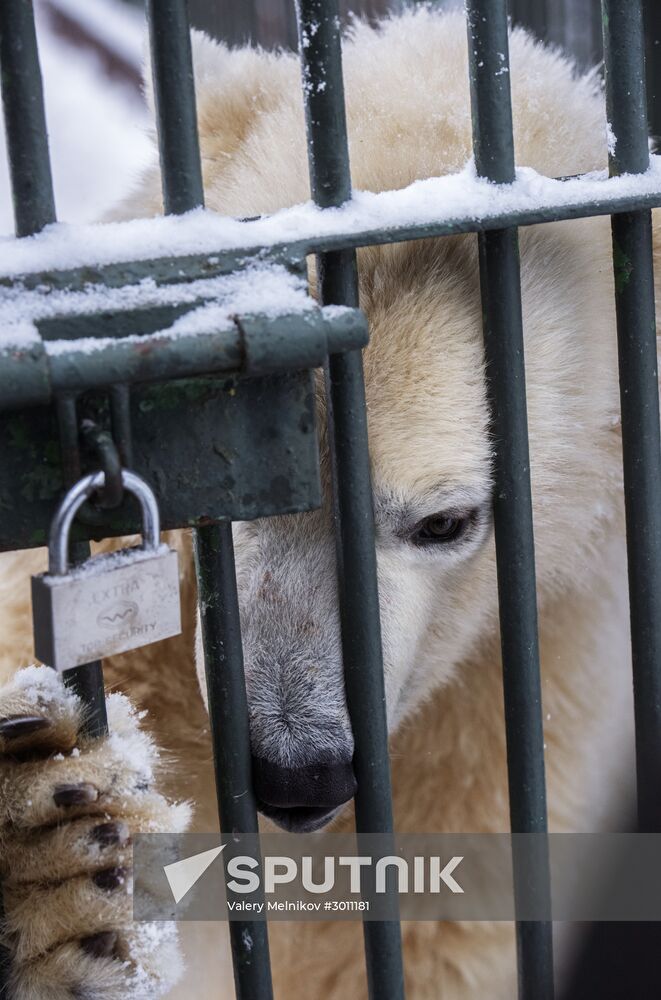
[32,469,181,671]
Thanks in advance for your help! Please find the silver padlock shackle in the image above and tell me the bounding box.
[49,470,161,576]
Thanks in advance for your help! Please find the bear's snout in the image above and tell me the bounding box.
[252,754,356,832]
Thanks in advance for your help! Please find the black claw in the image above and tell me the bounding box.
[80,930,118,958]
[93,866,127,891]
[0,715,51,740]
[53,782,99,807]
[89,821,130,848]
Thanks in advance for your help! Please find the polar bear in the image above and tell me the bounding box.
[0,7,655,999]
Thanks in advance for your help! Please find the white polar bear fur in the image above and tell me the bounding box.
[1,7,659,998]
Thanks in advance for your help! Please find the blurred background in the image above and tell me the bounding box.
[1,0,660,234]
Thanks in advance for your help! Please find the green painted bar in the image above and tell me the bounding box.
[51,399,108,736]
[56,402,109,737]
[194,523,273,1000]
[645,0,661,143]
[295,3,405,998]
[145,0,204,214]
[5,180,661,294]
[0,310,368,412]
[0,0,56,236]
[144,1,275,993]
[603,0,661,833]
[466,2,554,998]
[603,0,650,177]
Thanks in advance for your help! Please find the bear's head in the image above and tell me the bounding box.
[124,11,633,829]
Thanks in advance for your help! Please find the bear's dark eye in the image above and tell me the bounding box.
[410,512,473,547]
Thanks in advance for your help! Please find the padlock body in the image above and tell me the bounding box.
[32,546,181,670]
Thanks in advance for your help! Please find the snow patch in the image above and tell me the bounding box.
[606,122,617,157]
[2,156,661,280]
[1,263,314,351]
[12,663,80,709]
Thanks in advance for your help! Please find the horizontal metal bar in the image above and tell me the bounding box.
[0,0,56,236]
[145,0,204,214]
[466,2,553,998]
[0,309,368,411]
[0,250,272,292]
[603,0,661,833]
[296,2,405,998]
[5,183,661,292]
[194,522,273,1000]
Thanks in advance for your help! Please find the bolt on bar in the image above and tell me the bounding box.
[0,0,55,237]
[602,0,661,834]
[465,2,554,998]
[295,3,405,998]
[144,2,274,995]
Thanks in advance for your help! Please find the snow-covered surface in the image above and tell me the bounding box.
[0,263,315,350]
[2,157,661,280]
[0,0,151,236]
[11,661,81,707]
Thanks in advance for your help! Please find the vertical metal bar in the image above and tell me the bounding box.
[146,0,274,990]
[194,523,274,1000]
[644,0,661,144]
[55,396,109,737]
[465,3,554,998]
[145,0,204,214]
[63,648,108,738]
[295,4,405,998]
[0,0,56,236]
[110,384,134,470]
[602,0,661,833]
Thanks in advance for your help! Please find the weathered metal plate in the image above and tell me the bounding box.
[0,370,321,551]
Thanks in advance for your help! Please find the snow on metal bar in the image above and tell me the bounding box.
[0,263,365,410]
[2,159,661,280]
[0,264,313,348]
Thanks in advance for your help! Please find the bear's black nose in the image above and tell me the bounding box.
[252,756,357,810]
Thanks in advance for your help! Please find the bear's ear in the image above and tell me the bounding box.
[143,30,295,164]
[106,31,295,222]
[142,30,230,115]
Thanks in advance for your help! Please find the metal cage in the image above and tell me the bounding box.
[1,1,661,998]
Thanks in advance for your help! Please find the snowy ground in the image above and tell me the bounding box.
[0,0,153,236]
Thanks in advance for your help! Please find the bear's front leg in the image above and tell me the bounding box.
[0,665,191,1000]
